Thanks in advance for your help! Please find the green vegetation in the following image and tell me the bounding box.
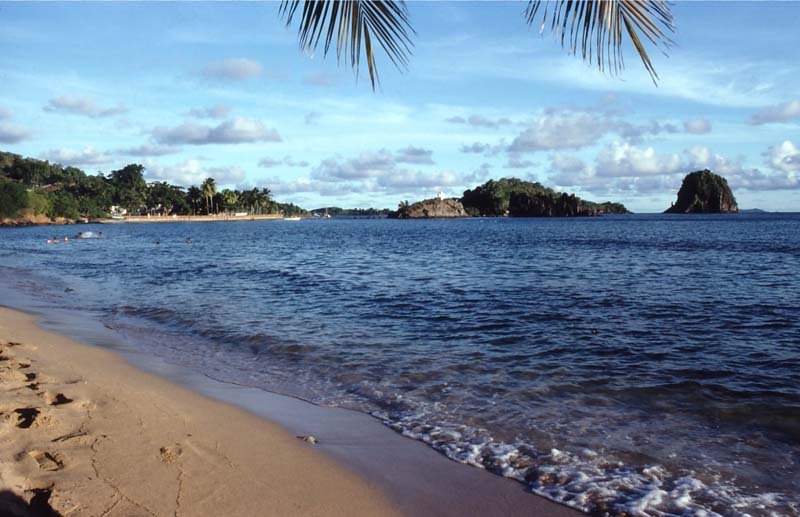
[309,207,391,217]
[0,151,305,222]
[460,178,628,217]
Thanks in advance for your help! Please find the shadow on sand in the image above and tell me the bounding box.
[0,489,60,517]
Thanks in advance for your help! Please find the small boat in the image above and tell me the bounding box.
[283,216,302,221]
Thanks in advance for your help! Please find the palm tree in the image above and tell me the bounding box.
[280,0,674,88]
[187,186,202,215]
[201,177,217,215]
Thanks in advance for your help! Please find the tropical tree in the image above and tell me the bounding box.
[109,164,147,214]
[186,186,203,215]
[280,0,675,88]
[200,177,217,215]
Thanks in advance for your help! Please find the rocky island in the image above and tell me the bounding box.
[664,170,738,214]
[388,197,468,219]
[390,178,628,218]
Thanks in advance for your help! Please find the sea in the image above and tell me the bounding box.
[0,213,798,516]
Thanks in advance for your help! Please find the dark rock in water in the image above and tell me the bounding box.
[461,178,628,217]
[508,192,628,217]
[388,198,468,219]
[664,170,738,214]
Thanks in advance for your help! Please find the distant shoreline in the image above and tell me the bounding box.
[102,213,285,224]
[1,213,288,227]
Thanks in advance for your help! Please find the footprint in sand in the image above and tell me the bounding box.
[13,408,41,429]
[41,392,73,406]
[28,450,64,472]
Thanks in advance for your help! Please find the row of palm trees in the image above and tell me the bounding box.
[185,178,274,216]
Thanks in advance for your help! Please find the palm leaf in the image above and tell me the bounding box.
[525,0,675,84]
[280,0,414,89]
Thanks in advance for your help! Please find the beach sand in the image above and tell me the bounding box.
[0,307,398,516]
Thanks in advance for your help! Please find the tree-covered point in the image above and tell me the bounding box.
[309,206,392,217]
[460,177,628,217]
[0,151,305,221]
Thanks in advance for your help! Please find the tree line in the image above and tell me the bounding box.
[0,151,306,220]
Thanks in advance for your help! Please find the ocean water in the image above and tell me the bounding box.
[1,214,798,516]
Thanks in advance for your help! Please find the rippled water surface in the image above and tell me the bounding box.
[1,214,799,515]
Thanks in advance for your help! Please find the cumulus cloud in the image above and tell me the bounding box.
[258,156,310,168]
[550,142,800,196]
[595,142,683,178]
[201,58,263,81]
[116,144,181,157]
[145,159,245,187]
[765,141,800,174]
[683,118,712,134]
[43,95,127,118]
[460,142,492,154]
[0,107,32,143]
[185,105,231,119]
[749,100,800,125]
[509,109,612,152]
[152,117,281,145]
[294,148,474,196]
[395,146,434,164]
[446,114,512,129]
[41,146,111,166]
[0,123,31,143]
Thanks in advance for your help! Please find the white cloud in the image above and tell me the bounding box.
[509,109,612,152]
[201,58,263,81]
[116,144,181,157]
[145,159,245,187]
[550,142,800,196]
[765,141,800,174]
[395,146,434,164]
[185,105,231,119]
[43,95,127,118]
[41,146,111,166]
[445,114,512,129]
[683,118,712,134]
[0,107,12,120]
[258,156,310,168]
[749,100,800,125]
[0,123,31,143]
[152,117,281,145]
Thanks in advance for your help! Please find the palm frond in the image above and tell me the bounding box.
[525,0,675,84]
[280,0,414,89]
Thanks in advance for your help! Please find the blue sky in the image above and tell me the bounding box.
[1,1,798,212]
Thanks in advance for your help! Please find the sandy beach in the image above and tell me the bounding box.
[0,307,397,516]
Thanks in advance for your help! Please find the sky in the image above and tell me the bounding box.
[1,1,799,212]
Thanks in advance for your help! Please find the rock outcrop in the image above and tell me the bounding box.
[389,198,468,219]
[461,178,628,217]
[508,192,628,217]
[664,170,738,214]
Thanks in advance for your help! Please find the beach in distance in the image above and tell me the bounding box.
[1,214,798,515]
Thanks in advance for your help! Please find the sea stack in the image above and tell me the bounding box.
[665,170,738,214]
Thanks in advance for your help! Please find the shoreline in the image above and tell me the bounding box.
[0,306,397,516]
[0,304,580,516]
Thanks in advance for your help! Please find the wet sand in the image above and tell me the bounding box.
[0,307,397,516]
[0,306,580,516]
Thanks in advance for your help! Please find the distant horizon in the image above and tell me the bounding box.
[1,2,798,212]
